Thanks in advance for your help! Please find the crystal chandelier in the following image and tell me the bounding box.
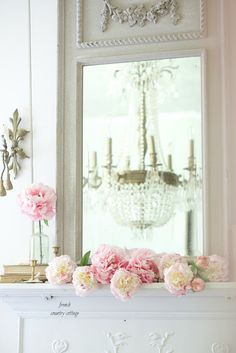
[83,60,201,234]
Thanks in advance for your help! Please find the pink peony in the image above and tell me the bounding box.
[46,255,76,285]
[110,269,141,301]
[91,244,128,284]
[195,256,210,270]
[164,262,193,296]
[73,266,98,297]
[18,183,56,221]
[158,253,186,280]
[191,278,205,292]
[203,255,228,282]
[126,248,159,283]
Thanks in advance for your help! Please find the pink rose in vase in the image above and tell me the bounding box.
[18,183,56,221]
[18,183,56,264]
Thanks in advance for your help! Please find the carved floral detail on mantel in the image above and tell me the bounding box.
[101,0,181,32]
[211,343,230,353]
[147,331,174,353]
[51,340,68,353]
[105,332,130,353]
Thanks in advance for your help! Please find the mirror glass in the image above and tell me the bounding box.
[82,55,203,256]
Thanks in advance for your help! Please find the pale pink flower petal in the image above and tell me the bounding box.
[159,253,186,280]
[126,248,159,283]
[195,256,210,270]
[164,262,193,296]
[18,183,56,221]
[110,269,141,301]
[204,255,228,282]
[91,244,128,284]
[73,266,98,296]
[191,278,205,292]
[46,255,76,285]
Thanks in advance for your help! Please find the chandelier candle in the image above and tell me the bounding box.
[148,135,156,155]
[107,137,112,156]
[188,139,195,174]
[105,137,113,172]
[90,151,97,170]
[168,154,173,171]
[190,139,194,158]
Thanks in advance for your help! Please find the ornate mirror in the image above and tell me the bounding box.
[81,52,205,256]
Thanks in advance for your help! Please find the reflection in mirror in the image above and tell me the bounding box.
[82,56,203,256]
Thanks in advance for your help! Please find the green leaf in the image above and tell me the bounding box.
[79,251,91,266]
[43,219,49,226]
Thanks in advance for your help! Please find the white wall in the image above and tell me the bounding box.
[0,1,57,351]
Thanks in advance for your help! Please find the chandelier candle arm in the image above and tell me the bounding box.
[88,151,102,189]
[124,156,131,170]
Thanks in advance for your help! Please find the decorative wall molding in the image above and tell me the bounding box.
[77,0,207,49]
[147,331,174,353]
[211,343,230,353]
[105,332,130,353]
[100,0,181,32]
[51,340,68,353]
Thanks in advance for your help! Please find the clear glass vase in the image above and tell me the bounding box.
[29,221,49,265]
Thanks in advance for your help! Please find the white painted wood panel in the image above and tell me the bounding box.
[0,284,235,353]
[0,1,58,351]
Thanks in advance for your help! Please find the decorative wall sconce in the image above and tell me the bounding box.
[0,109,29,197]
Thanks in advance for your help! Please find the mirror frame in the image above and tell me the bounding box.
[57,48,208,260]
[56,0,234,279]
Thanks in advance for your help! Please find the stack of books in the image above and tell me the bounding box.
[0,264,47,283]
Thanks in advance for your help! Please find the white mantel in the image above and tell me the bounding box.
[0,283,235,353]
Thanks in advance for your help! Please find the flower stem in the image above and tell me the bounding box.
[39,220,43,264]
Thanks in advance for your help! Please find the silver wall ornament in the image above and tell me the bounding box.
[101,0,181,32]
[0,109,29,197]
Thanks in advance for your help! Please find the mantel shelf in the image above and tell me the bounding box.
[0,282,235,298]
